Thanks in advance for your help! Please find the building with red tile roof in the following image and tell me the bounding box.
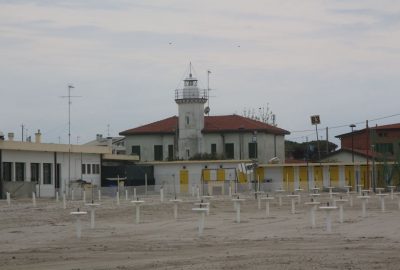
[321,123,400,162]
[119,69,290,163]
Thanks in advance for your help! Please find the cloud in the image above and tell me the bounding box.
[1,0,400,145]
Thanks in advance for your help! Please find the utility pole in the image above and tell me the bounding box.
[326,127,329,156]
[310,115,321,162]
[61,85,81,194]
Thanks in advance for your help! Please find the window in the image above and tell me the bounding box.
[43,163,52,184]
[211,144,217,156]
[55,164,61,188]
[31,163,40,182]
[82,164,86,174]
[249,142,258,159]
[154,145,163,161]
[3,162,12,181]
[92,164,96,175]
[87,164,91,174]
[225,143,234,159]
[168,145,174,160]
[186,149,190,159]
[95,164,100,174]
[15,163,25,181]
[131,145,140,159]
[375,143,394,155]
[185,115,190,125]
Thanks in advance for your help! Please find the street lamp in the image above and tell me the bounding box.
[349,124,356,163]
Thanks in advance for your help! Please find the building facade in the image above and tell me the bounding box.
[120,71,289,163]
[0,131,138,198]
[324,123,400,162]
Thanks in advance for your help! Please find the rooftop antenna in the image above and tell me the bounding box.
[189,62,192,77]
[107,124,110,137]
[206,70,211,116]
[61,84,82,193]
[21,124,24,142]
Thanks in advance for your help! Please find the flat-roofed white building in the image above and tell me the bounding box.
[0,131,111,198]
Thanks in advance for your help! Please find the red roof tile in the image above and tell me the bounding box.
[120,115,290,136]
[120,116,178,135]
[204,115,289,135]
[336,123,400,138]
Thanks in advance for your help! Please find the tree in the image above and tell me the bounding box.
[285,140,338,162]
[242,103,276,126]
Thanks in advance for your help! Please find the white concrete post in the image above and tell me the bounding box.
[63,193,66,209]
[56,191,59,202]
[71,188,75,201]
[6,192,11,206]
[160,188,164,202]
[116,191,120,205]
[236,202,241,223]
[98,189,101,202]
[134,188,137,199]
[196,186,200,200]
[32,192,36,207]
[125,189,129,201]
[376,194,387,212]
[83,189,86,204]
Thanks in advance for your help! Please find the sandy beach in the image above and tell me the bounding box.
[1,192,400,270]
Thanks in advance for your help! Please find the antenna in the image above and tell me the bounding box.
[107,124,110,137]
[189,62,192,76]
[207,70,211,115]
[60,84,82,193]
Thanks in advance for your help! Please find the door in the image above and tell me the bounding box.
[360,165,369,189]
[329,166,339,187]
[345,165,355,187]
[313,166,323,188]
[180,170,189,193]
[299,166,308,190]
[217,168,225,182]
[283,166,294,192]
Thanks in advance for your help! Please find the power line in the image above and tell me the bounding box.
[288,112,400,134]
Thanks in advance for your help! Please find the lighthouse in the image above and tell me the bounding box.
[174,66,208,160]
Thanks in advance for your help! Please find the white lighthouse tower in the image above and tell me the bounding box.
[175,65,208,160]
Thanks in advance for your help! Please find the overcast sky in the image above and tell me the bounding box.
[1,0,400,146]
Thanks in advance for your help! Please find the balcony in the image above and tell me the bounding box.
[175,89,208,104]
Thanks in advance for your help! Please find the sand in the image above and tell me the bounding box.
[1,192,400,270]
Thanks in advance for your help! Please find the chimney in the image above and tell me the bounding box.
[8,132,14,141]
[35,129,41,143]
[96,134,103,141]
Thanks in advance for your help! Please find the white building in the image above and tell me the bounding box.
[84,134,126,155]
[120,71,290,164]
[0,131,111,198]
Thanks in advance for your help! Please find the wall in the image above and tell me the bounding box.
[125,134,175,161]
[150,161,399,194]
[1,149,101,198]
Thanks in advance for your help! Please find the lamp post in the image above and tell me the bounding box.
[350,124,356,163]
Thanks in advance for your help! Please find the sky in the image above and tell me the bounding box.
[1,0,400,146]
